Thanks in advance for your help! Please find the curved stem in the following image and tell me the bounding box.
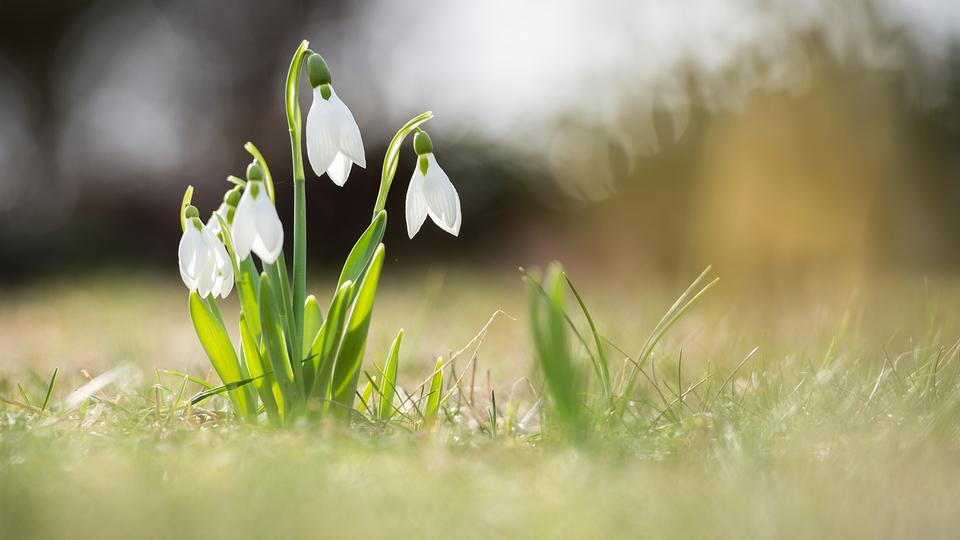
[285,40,310,362]
[372,111,434,219]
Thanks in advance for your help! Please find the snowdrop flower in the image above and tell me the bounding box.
[405,130,461,238]
[305,54,365,186]
[231,180,284,263]
[179,209,233,298]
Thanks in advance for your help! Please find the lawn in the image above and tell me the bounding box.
[2,269,959,538]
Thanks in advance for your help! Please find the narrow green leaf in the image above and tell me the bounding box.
[258,273,303,417]
[41,368,58,412]
[160,370,214,389]
[330,244,386,415]
[190,376,260,406]
[240,314,281,425]
[378,329,403,421]
[526,264,584,442]
[337,210,387,291]
[188,291,256,420]
[306,281,356,400]
[423,357,444,428]
[303,294,323,390]
[563,272,613,407]
[357,379,375,416]
[17,384,32,408]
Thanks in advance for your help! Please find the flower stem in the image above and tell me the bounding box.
[372,111,434,219]
[285,40,310,363]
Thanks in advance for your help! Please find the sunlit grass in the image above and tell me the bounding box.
[2,269,960,538]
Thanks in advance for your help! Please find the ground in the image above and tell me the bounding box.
[1,268,959,538]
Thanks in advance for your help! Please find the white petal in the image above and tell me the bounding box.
[422,154,462,236]
[203,228,234,299]
[251,191,284,264]
[178,226,204,289]
[326,152,353,187]
[195,252,216,298]
[329,89,365,169]
[306,86,339,178]
[231,188,256,261]
[405,169,429,239]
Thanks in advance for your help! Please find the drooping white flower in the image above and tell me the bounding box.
[178,217,233,298]
[231,181,284,264]
[306,86,366,186]
[405,131,461,238]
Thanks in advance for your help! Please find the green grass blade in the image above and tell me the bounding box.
[563,272,613,408]
[526,263,584,442]
[159,370,214,389]
[423,357,444,428]
[357,379,375,416]
[40,368,58,412]
[378,329,403,421]
[190,376,260,406]
[188,291,256,420]
[616,270,719,417]
[330,244,386,416]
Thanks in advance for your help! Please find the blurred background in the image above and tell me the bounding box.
[1,0,959,284]
[1,0,960,380]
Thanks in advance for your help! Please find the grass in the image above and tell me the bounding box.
[2,268,960,538]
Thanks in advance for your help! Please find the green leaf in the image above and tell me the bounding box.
[240,314,281,425]
[41,368,58,412]
[357,379,375,416]
[258,273,303,417]
[190,376,260,406]
[423,357,444,428]
[526,264,584,442]
[378,329,403,421]
[330,244,386,416]
[337,210,387,291]
[303,295,323,359]
[159,370,214,390]
[188,292,256,420]
[306,280,356,401]
[563,272,613,408]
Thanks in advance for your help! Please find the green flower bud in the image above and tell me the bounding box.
[246,162,264,182]
[307,53,332,88]
[224,186,243,207]
[413,130,433,156]
[184,205,200,220]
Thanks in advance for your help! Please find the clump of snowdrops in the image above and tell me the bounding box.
[177,40,458,426]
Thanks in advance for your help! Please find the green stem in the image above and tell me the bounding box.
[372,111,434,219]
[285,40,310,371]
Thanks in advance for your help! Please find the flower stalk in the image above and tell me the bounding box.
[285,40,310,365]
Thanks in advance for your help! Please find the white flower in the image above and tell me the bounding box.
[405,153,462,238]
[306,86,365,186]
[179,219,233,298]
[231,181,284,264]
